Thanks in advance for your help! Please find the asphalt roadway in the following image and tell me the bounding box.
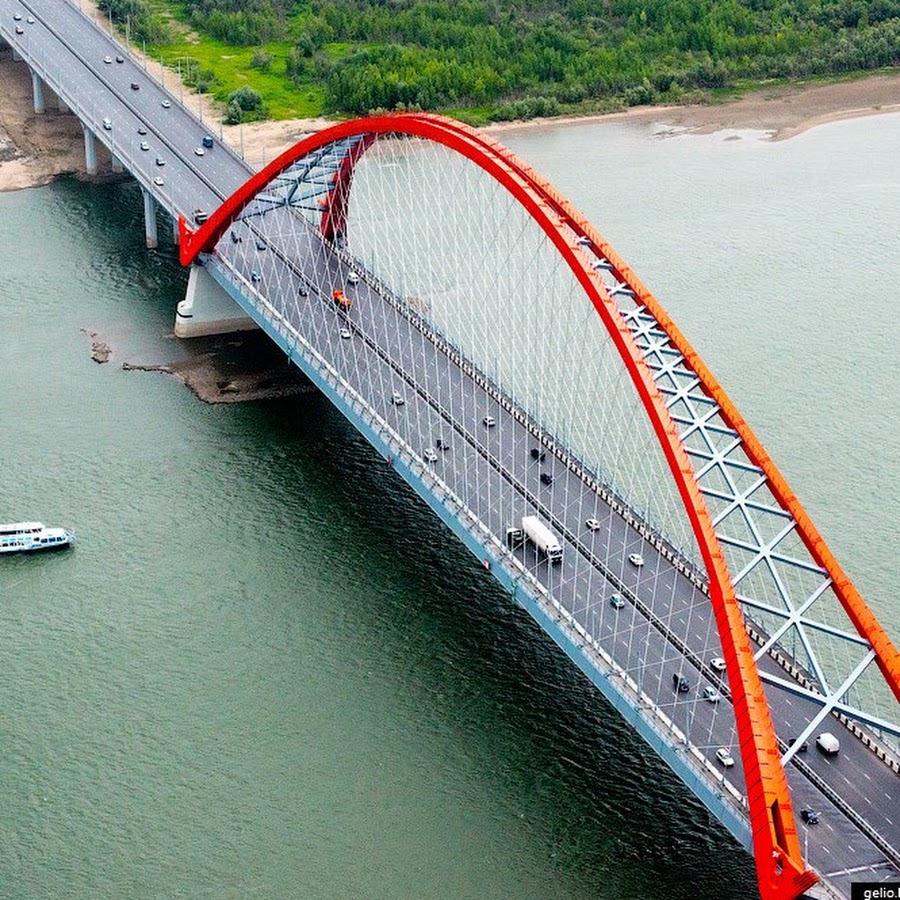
[2,3,898,894]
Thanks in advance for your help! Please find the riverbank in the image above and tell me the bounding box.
[3,33,900,193]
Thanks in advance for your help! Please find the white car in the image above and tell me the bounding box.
[347,271,360,284]
[715,748,735,767]
[482,415,496,427]
[153,176,164,186]
[194,147,205,156]
[586,518,601,532]
[339,328,351,340]
[103,55,112,64]
[702,686,722,703]
[628,552,645,567]
[424,448,438,463]
[710,657,727,673]
[102,117,112,131]
[139,141,149,151]
[161,99,171,108]
[390,392,405,406]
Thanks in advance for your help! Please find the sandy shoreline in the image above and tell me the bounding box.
[2,30,900,192]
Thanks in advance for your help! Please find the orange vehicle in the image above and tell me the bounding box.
[332,289,352,311]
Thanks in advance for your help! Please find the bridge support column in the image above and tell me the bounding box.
[111,154,124,174]
[82,124,97,175]
[31,71,45,114]
[141,187,158,249]
[172,219,180,246]
[175,264,257,338]
[58,97,69,114]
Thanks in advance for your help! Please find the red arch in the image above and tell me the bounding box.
[178,113,898,899]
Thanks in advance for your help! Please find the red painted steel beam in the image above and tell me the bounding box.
[178,113,897,898]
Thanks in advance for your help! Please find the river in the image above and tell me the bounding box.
[1,112,898,899]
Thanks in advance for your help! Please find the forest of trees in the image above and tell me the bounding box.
[106,0,900,122]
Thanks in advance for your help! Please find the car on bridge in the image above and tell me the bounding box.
[390,392,406,406]
[482,415,496,427]
[816,732,840,755]
[161,99,171,109]
[540,472,553,485]
[702,686,722,703]
[102,118,112,131]
[333,290,352,312]
[709,656,727,673]
[800,807,820,824]
[586,517,601,531]
[424,448,438,463]
[673,673,690,693]
[628,552,645,567]
[609,594,625,609]
[715,748,735,767]
[347,271,360,284]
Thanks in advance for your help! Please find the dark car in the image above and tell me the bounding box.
[202,135,214,148]
[255,239,267,251]
[540,472,553,486]
[530,447,546,462]
[193,209,208,224]
[130,81,139,90]
[800,808,819,825]
[673,673,690,693]
[436,437,450,451]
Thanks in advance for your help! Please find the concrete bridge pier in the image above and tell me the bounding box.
[82,124,97,175]
[58,96,69,113]
[111,154,123,174]
[175,264,257,338]
[31,70,45,114]
[141,187,158,249]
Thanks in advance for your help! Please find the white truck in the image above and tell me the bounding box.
[521,515,562,562]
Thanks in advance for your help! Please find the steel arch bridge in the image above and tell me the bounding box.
[178,113,900,900]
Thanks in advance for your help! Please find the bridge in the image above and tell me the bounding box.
[2,4,899,899]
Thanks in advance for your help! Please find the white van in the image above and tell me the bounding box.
[816,732,840,755]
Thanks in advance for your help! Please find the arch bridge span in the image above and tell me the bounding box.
[179,113,900,900]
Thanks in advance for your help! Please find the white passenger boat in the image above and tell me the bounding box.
[0,521,75,554]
